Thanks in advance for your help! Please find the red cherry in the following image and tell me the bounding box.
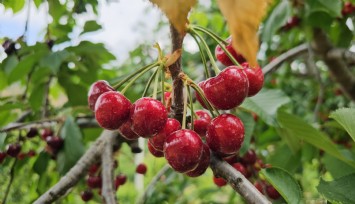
[88,164,100,176]
[26,127,38,138]
[41,128,54,140]
[6,143,22,157]
[206,114,245,156]
[95,91,131,130]
[130,97,168,138]
[118,120,140,140]
[215,37,246,66]
[232,162,247,177]
[88,80,115,111]
[242,149,257,165]
[147,141,164,157]
[186,144,210,177]
[193,110,212,137]
[254,181,264,194]
[342,2,354,16]
[115,174,127,186]
[81,189,94,202]
[213,176,227,187]
[0,152,7,163]
[136,163,147,174]
[266,185,281,200]
[149,118,181,151]
[241,62,264,96]
[17,152,27,160]
[46,136,64,150]
[164,129,204,173]
[87,176,102,188]
[223,154,239,164]
[197,66,249,110]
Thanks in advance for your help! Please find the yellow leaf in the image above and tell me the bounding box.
[150,0,197,34]
[217,0,269,66]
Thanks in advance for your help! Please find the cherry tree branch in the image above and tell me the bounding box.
[101,135,117,204]
[327,48,355,66]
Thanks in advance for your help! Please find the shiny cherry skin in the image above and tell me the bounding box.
[95,91,131,130]
[115,174,127,186]
[241,62,264,96]
[197,66,249,110]
[136,163,147,174]
[193,110,212,137]
[266,185,281,200]
[130,97,168,138]
[254,181,264,194]
[46,136,64,150]
[147,141,164,157]
[149,118,181,151]
[186,144,210,177]
[41,128,54,140]
[88,80,115,111]
[81,190,94,202]
[206,114,245,156]
[215,37,246,66]
[213,176,227,187]
[164,129,204,173]
[118,120,140,140]
[6,143,22,157]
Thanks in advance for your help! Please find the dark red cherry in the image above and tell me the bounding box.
[254,181,264,194]
[213,176,227,187]
[147,141,164,157]
[41,128,54,140]
[27,150,36,157]
[136,163,147,174]
[95,91,131,130]
[46,136,64,150]
[149,118,181,151]
[186,144,210,177]
[115,174,127,186]
[215,36,246,66]
[206,114,245,156]
[0,152,6,163]
[342,2,354,16]
[118,120,140,140]
[232,162,247,177]
[266,185,281,200]
[88,163,100,176]
[197,66,249,110]
[193,110,212,137]
[88,80,115,111]
[242,149,257,165]
[81,189,94,202]
[241,62,264,96]
[164,129,204,173]
[130,97,168,138]
[6,143,22,157]
[26,127,38,138]
[87,176,102,188]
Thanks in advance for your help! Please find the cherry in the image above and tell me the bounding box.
[136,163,147,174]
[87,176,102,188]
[266,185,281,200]
[186,144,210,177]
[241,62,264,96]
[115,174,127,186]
[232,162,247,177]
[164,129,204,173]
[193,110,212,137]
[46,136,64,150]
[215,36,246,66]
[26,127,38,138]
[130,97,168,138]
[197,66,249,110]
[149,118,181,151]
[118,120,140,140]
[95,91,131,130]
[6,143,22,157]
[0,152,7,163]
[41,128,54,140]
[254,181,264,194]
[342,2,354,16]
[88,164,100,176]
[223,154,239,164]
[206,114,245,156]
[281,16,301,31]
[17,152,27,160]
[213,176,227,187]
[80,189,94,202]
[88,80,115,111]
[242,149,257,165]
[147,141,164,157]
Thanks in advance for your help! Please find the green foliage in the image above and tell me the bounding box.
[330,108,355,142]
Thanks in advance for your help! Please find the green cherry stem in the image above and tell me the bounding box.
[152,65,162,99]
[182,82,188,129]
[142,67,160,97]
[161,66,165,105]
[188,82,219,118]
[190,33,210,79]
[187,85,194,130]
[191,25,228,45]
[114,61,160,90]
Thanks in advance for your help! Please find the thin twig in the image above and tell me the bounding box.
[101,135,117,204]
[42,76,52,119]
[2,159,18,204]
[327,48,355,66]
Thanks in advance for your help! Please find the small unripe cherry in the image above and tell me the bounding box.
[136,163,147,174]
[213,176,227,187]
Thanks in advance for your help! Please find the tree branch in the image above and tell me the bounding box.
[101,135,117,204]
[262,43,308,75]
[210,154,271,204]
[311,28,355,101]
[327,48,355,66]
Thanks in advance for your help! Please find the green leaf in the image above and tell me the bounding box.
[260,167,302,204]
[240,89,291,126]
[330,108,355,142]
[81,20,102,35]
[262,0,291,42]
[317,173,355,204]
[323,153,355,179]
[3,0,25,13]
[277,110,355,167]
[306,0,342,17]
[0,133,7,151]
[0,70,7,90]
[40,50,71,74]
[58,116,85,175]
[33,152,50,175]
[34,0,43,8]
[267,144,301,173]
[236,111,255,155]
[2,55,19,75]
[29,83,46,111]
[275,127,301,153]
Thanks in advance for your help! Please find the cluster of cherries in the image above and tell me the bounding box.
[342,2,355,16]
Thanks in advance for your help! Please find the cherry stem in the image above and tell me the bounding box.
[190,33,210,79]
[188,29,221,75]
[114,62,160,90]
[187,85,194,130]
[181,82,188,129]
[142,67,160,97]
[161,67,165,105]
[121,62,160,94]
[191,25,241,67]
[152,66,161,99]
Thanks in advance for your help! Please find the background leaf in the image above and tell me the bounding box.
[329,108,355,142]
[81,20,102,35]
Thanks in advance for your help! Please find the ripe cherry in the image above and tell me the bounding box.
[88,80,115,111]
[149,118,181,151]
[115,174,127,186]
[130,97,168,138]
[41,128,54,140]
[148,141,164,157]
[232,162,247,177]
[136,163,147,174]
[87,176,102,188]
[118,120,140,140]
[88,164,100,176]
[254,181,264,194]
[186,144,210,177]
[197,66,249,110]
[266,185,281,200]
[193,110,212,137]
[342,2,354,16]
[26,127,38,138]
[213,176,227,187]
[0,152,7,163]
[95,91,131,130]
[81,189,94,202]
[46,136,64,150]
[206,114,245,156]
[6,143,22,157]
[164,129,204,173]
[241,62,264,96]
[215,37,246,66]
[242,149,257,165]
